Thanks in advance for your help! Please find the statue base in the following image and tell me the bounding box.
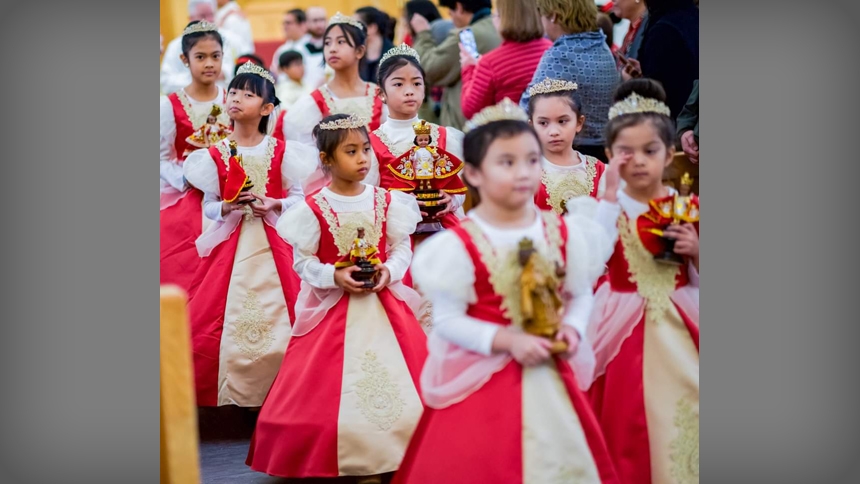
[415,188,446,234]
[237,185,255,205]
[548,339,568,355]
[351,261,378,289]
[654,236,685,266]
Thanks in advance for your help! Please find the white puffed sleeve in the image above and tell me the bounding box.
[442,127,466,210]
[183,149,223,222]
[284,94,323,146]
[564,195,621,246]
[561,208,616,337]
[365,147,381,187]
[384,191,422,283]
[412,231,501,356]
[596,169,607,199]
[159,96,186,191]
[279,141,317,212]
[277,202,337,289]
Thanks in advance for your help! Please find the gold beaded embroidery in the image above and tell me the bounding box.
[670,398,699,484]
[314,188,387,256]
[617,214,679,325]
[177,90,229,130]
[541,158,597,215]
[355,350,405,431]
[372,123,441,158]
[461,212,563,328]
[232,291,275,361]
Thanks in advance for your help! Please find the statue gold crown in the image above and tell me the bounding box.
[183,20,219,36]
[380,43,421,67]
[680,172,694,187]
[465,98,529,132]
[209,105,222,117]
[237,61,275,85]
[608,92,671,120]
[412,119,432,136]
[528,78,578,97]
[328,12,365,31]
[319,114,368,131]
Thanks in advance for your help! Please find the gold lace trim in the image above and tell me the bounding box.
[541,157,597,215]
[320,83,376,121]
[670,398,699,484]
[355,350,405,431]
[617,214,679,324]
[314,188,387,256]
[461,213,564,328]
[372,123,441,158]
[232,291,275,362]
[177,89,229,130]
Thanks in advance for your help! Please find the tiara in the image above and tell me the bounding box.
[464,98,529,132]
[380,43,420,67]
[528,78,578,97]
[183,20,219,36]
[319,114,368,131]
[412,119,431,135]
[608,92,671,119]
[236,61,275,85]
[328,12,365,31]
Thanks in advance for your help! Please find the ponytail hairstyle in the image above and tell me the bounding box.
[228,69,281,135]
[605,78,676,150]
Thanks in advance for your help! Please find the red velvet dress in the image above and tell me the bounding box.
[247,187,428,478]
[535,154,605,214]
[392,213,619,484]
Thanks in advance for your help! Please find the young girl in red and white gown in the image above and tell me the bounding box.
[368,44,467,229]
[283,13,386,193]
[160,20,229,294]
[527,78,607,214]
[583,79,700,484]
[391,99,620,484]
[182,62,316,407]
[247,113,427,483]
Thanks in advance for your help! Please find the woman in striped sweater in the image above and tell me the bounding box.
[458,0,551,120]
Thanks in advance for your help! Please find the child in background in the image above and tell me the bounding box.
[275,50,311,109]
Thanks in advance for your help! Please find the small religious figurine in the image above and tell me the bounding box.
[184,105,231,157]
[518,237,568,354]
[386,119,468,233]
[225,140,255,205]
[334,227,380,289]
[645,172,700,265]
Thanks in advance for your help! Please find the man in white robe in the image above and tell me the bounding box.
[215,0,255,55]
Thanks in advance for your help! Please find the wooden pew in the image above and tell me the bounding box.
[161,286,200,484]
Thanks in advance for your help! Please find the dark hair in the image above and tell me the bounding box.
[355,6,389,36]
[377,55,427,92]
[228,73,281,135]
[596,13,613,47]
[286,8,306,24]
[527,89,584,119]
[181,21,224,58]
[234,54,265,76]
[413,134,433,146]
[405,1,443,24]
[605,78,676,149]
[439,0,492,14]
[463,120,540,168]
[323,22,368,67]
[278,50,304,69]
[312,114,370,169]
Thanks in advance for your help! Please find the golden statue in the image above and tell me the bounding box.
[185,105,231,156]
[335,227,380,288]
[645,172,699,265]
[518,238,567,354]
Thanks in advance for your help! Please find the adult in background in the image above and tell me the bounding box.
[215,0,254,54]
[269,9,309,78]
[677,79,699,163]
[459,0,551,119]
[520,0,619,162]
[620,0,698,120]
[355,7,395,83]
[302,6,331,89]
[410,0,501,131]
[403,0,455,124]
[613,0,648,68]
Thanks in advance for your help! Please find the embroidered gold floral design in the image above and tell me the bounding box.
[314,188,386,256]
[670,398,699,484]
[373,123,441,158]
[541,158,597,215]
[232,291,275,361]
[461,213,564,328]
[320,84,375,121]
[617,214,679,325]
[177,90,228,130]
[355,350,405,431]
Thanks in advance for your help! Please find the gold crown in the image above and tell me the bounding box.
[236,61,275,85]
[209,105,222,117]
[680,172,693,187]
[319,114,368,131]
[464,98,529,132]
[608,92,671,120]
[412,119,432,135]
[328,12,365,31]
[183,20,219,36]
[527,78,578,97]
[380,43,420,67]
